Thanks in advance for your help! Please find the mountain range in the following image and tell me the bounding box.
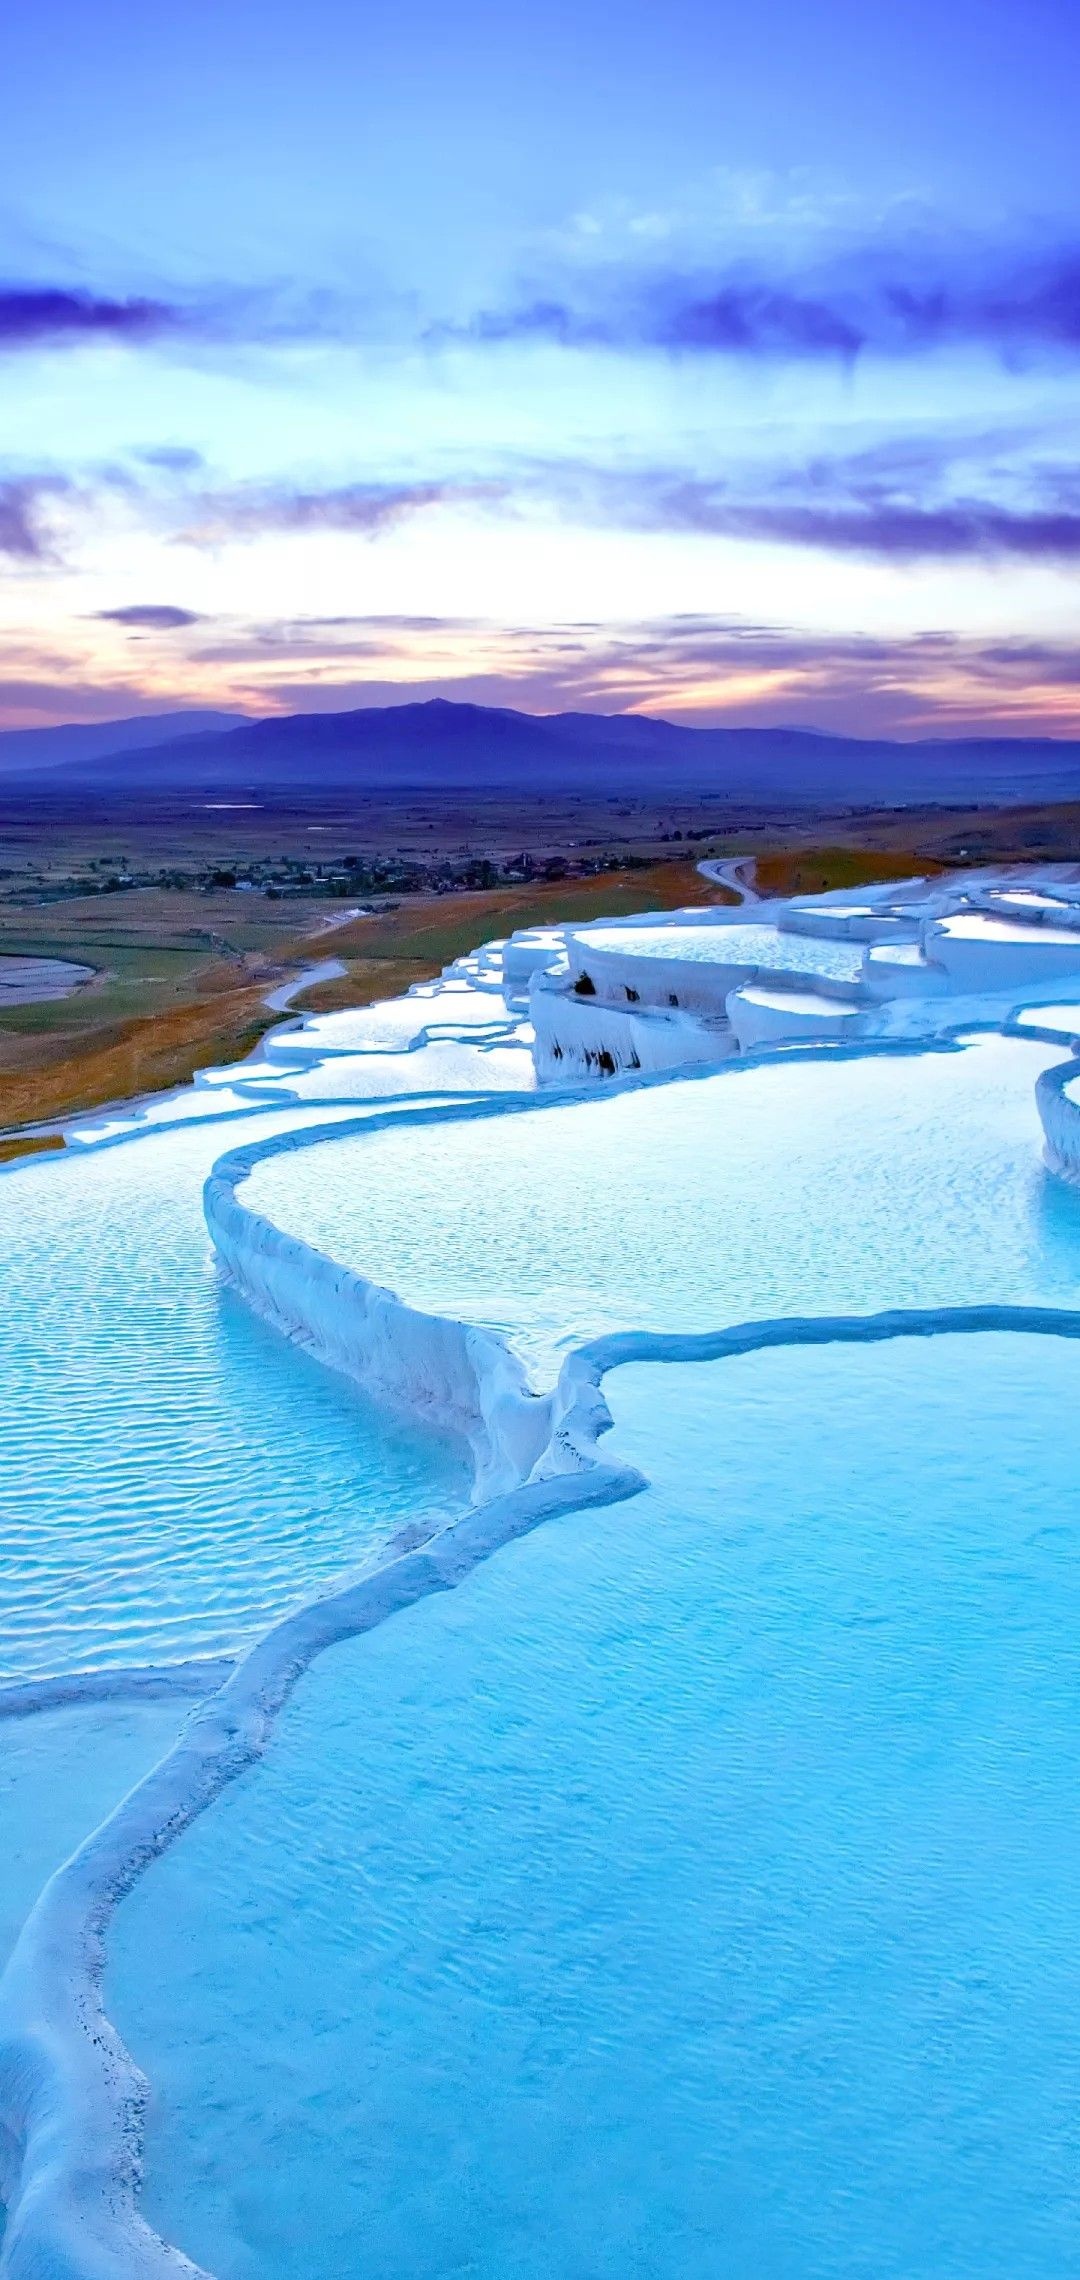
[3,698,1079,808]
[0,710,243,777]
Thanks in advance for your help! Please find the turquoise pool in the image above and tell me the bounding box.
[7,942,1080,2280]
[110,1331,1080,2279]
[0,1113,468,1683]
[577,921,868,982]
[244,1034,1080,1377]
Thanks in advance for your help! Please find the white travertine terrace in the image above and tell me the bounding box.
[517,862,1080,1170]
[528,975,733,1080]
[518,866,1080,1073]
[778,902,918,942]
[862,940,952,999]
[926,914,1080,988]
[967,884,1080,924]
[7,857,1080,2279]
[1012,1002,1080,1040]
[1036,1054,1080,1178]
[726,984,864,1051]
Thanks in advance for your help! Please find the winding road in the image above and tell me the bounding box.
[697,856,761,903]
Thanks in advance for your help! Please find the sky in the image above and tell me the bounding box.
[2,0,1080,739]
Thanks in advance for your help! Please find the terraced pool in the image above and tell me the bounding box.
[111,1332,1080,2280]
[576,920,868,982]
[6,882,1080,2280]
[0,1112,468,1684]
[243,1034,1080,1377]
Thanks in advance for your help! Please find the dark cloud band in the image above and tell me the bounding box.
[0,288,178,349]
[95,604,205,629]
[438,240,1080,365]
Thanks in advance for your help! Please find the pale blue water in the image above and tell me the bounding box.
[0,1116,468,1682]
[941,914,1080,945]
[0,1700,188,1968]
[230,1036,533,1104]
[246,1035,1080,1377]
[111,1332,1080,2279]
[578,921,867,982]
[868,939,925,965]
[8,1006,1080,2277]
[1014,1003,1080,1036]
[267,983,517,1060]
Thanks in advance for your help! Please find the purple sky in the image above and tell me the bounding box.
[2,0,1080,736]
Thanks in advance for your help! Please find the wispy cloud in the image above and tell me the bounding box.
[440,286,864,358]
[134,445,207,475]
[600,479,1080,562]
[198,616,1080,739]
[6,415,1080,573]
[436,237,1080,366]
[181,478,507,544]
[537,432,1080,562]
[94,603,207,629]
[0,474,71,560]
[6,605,1080,738]
[164,430,1080,568]
[0,280,363,359]
[0,460,508,570]
[0,287,181,349]
[9,226,1080,375]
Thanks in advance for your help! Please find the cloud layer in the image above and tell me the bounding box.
[439,238,1080,365]
[0,288,179,349]
[94,604,205,629]
[6,607,1080,740]
[183,479,506,545]
[6,432,1080,573]
[588,462,1080,562]
[8,229,1080,372]
[0,474,71,560]
[3,215,1079,744]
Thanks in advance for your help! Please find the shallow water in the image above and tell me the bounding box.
[940,914,1080,946]
[0,1700,189,1969]
[1014,1003,1080,1035]
[0,1112,468,1682]
[867,939,925,965]
[578,921,867,982]
[270,982,515,1059]
[0,955,95,1007]
[245,1035,1080,1379]
[992,891,1076,913]
[788,900,874,917]
[237,1036,534,1104]
[10,951,1080,2280]
[111,1332,1080,2280]
[736,984,861,1015]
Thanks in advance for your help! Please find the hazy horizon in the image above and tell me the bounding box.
[10,686,1080,758]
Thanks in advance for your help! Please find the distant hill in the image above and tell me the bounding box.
[0,709,244,777]
[4,696,1080,808]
